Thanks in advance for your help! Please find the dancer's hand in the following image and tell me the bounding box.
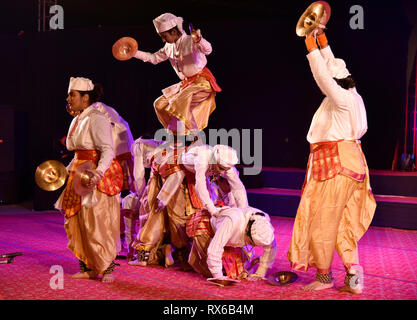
[191,29,202,43]
[85,169,103,187]
[156,199,166,212]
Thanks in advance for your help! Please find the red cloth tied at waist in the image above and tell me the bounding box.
[301,139,367,193]
[180,67,222,92]
[309,140,343,181]
[116,152,134,192]
[61,150,123,218]
[150,147,204,210]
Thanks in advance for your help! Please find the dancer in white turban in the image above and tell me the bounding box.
[134,12,221,137]
[287,26,376,293]
[55,77,123,283]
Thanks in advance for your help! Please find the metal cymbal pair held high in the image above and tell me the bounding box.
[296,1,331,37]
[112,37,138,61]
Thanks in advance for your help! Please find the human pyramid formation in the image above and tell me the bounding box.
[55,11,375,294]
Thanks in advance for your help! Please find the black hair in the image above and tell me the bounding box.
[334,76,356,89]
[167,26,181,35]
[246,212,265,241]
[78,83,104,104]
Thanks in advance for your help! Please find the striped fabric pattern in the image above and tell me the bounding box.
[61,150,123,217]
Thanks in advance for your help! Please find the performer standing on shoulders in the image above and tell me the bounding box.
[55,77,123,283]
[287,25,376,293]
[134,12,221,137]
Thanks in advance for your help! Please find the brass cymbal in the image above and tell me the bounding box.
[296,1,331,37]
[72,160,95,196]
[112,37,138,61]
[35,160,67,191]
[267,271,298,286]
[207,279,238,287]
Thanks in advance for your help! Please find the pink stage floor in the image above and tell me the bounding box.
[0,205,416,301]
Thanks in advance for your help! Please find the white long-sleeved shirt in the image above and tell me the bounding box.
[92,102,134,156]
[134,33,212,80]
[306,46,368,144]
[66,105,114,174]
[131,139,184,205]
[207,207,277,279]
[55,105,115,210]
[180,145,248,215]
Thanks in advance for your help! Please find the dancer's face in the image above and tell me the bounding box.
[213,163,227,175]
[159,29,181,43]
[66,90,89,112]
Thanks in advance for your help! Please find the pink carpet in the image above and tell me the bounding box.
[0,209,416,300]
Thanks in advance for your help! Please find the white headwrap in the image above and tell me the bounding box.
[153,12,184,34]
[212,145,239,169]
[327,58,350,79]
[250,212,275,246]
[68,77,94,93]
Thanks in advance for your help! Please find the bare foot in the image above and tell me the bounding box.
[164,245,174,268]
[339,285,362,294]
[101,273,114,283]
[128,259,147,267]
[70,271,97,279]
[302,280,334,291]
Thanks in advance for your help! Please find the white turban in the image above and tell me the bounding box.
[326,58,350,79]
[250,212,275,246]
[153,12,184,34]
[68,77,94,93]
[212,144,239,169]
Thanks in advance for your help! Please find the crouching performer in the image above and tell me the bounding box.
[128,138,191,268]
[207,207,277,282]
[180,144,250,278]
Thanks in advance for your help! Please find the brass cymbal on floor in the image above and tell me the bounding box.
[267,271,298,286]
[112,37,138,61]
[35,160,67,191]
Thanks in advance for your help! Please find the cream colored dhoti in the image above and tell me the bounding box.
[288,141,376,272]
[65,191,120,274]
[154,77,216,135]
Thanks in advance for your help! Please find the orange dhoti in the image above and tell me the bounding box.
[288,140,376,272]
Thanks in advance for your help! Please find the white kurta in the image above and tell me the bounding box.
[180,145,248,215]
[134,33,212,80]
[306,46,368,144]
[55,105,115,209]
[207,207,277,279]
[92,102,134,156]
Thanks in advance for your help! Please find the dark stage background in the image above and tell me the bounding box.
[0,0,414,204]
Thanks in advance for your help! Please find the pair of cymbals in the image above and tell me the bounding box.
[112,37,138,61]
[35,160,95,196]
[296,1,331,37]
